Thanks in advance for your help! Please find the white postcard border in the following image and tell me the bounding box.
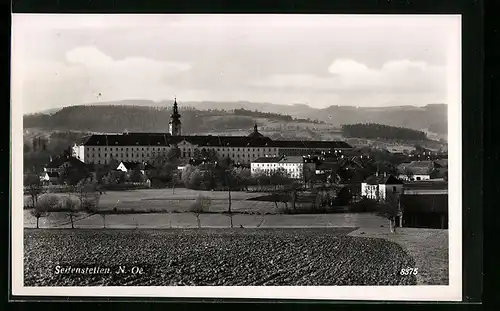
[11,14,462,301]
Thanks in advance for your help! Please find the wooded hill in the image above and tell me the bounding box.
[29,101,447,135]
[341,123,428,141]
[23,105,324,134]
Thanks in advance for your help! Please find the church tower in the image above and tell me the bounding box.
[169,98,182,136]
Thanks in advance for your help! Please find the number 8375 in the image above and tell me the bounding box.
[400,268,418,275]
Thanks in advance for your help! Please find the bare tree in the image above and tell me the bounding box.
[74,179,101,213]
[189,195,211,228]
[62,196,80,229]
[25,174,43,208]
[402,167,414,181]
[225,170,233,228]
[31,194,59,228]
[374,192,401,233]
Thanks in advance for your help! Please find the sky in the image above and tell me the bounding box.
[12,14,461,113]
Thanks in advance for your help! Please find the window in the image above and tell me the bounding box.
[393,186,397,192]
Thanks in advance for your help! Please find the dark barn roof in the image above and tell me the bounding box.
[364,175,404,185]
[46,156,87,170]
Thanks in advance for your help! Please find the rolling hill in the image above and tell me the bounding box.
[23,101,447,137]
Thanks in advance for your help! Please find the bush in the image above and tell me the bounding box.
[348,198,378,213]
[189,195,212,214]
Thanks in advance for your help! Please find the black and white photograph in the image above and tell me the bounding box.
[11,14,462,300]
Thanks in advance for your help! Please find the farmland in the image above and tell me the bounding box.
[24,228,417,286]
[24,188,276,214]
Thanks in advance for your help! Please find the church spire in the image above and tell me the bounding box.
[169,97,182,136]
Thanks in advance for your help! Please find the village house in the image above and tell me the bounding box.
[42,155,89,185]
[41,171,59,185]
[397,160,447,181]
[115,161,154,174]
[361,173,404,201]
[251,155,315,180]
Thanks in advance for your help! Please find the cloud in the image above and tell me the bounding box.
[250,59,446,95]
[16,46,191,112]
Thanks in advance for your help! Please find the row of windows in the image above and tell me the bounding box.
[85,146,283,152]
[88,147,168,151]
[90,153,151,158]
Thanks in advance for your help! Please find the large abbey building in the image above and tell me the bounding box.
[72,99,352,166]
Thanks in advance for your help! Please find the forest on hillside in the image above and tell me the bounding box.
[23,105,251,134]
[341,123,428,141]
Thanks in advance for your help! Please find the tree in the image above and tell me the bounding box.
[129,166,143,183]
[62,196,80,229]
[74,179,101,213]
[24,174,43,208]
[224,169,234,228]
[189,195,212,228]
[303,165,316,189]
[193,148,218,163]
[374,192,401,233]
[269,168,293,191]
[402,167,414,181]
[166,146,181,162]
[31,194,59,228]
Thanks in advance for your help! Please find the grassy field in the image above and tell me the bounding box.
[24,211,388,229]
[349,227,449,285]
[24,228,417,286]
[25,188,275,213]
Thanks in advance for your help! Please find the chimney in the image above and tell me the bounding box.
[384,172,387,177]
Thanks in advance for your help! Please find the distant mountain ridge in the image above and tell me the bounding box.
[25,100,447,135]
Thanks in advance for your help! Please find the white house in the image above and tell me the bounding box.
[116,161,147,174]
[361,173,404,201]
[251,156,311,180]
[397,161,435,181]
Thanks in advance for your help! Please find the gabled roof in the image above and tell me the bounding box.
[279,156,304,163]
[316,162,341,172]
[364,174,403,185]
[397,161,435,175]
[248,124,264,138]
[119,161,142,170]
[252,157,282,163]
[46,172,59,178]
[271,140,352,149]
[46,156,87,169]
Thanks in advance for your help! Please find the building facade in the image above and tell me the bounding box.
[72,100,352,166]
[361,174,404,201]
[251,156,307,179]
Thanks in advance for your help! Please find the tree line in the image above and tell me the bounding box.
[341,123,428,141]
